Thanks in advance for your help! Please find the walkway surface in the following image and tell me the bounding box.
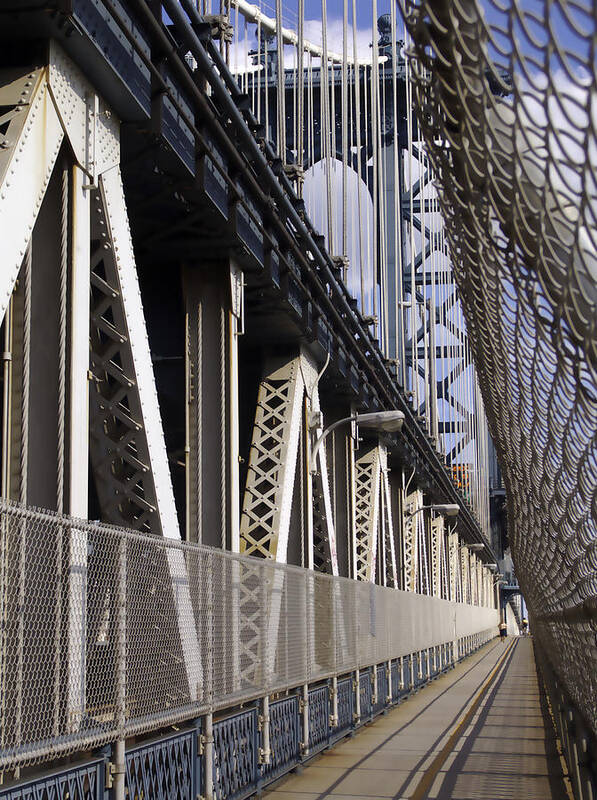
[263,638,571,800]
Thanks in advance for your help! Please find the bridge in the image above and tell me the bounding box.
[0,0,594,799]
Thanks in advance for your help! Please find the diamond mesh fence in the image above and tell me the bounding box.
[399,0,597,734]
[0,500,497,772]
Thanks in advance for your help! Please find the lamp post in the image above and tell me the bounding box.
[309,410,405,473]
[403,503,460,523]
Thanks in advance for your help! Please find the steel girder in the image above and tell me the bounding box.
[239,356,305,562]
[238,351,339,685]
[352,445,382,583]
[0,44,201,704]
[380,448,398,588]
[403,489,421,593]
[0,67,63,323]
[239,352,338,572]
[448,527,460,602]
[430,514,445,598]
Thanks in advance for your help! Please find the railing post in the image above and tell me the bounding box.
[354,669,360,724]
[331,675,338,727]
[204,712,214,800]
[302,683,309,756]
[372,664,378,707]
[386,660,392,704]
[113,533,127,800]
[262,695,271,765]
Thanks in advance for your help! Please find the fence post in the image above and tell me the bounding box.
[204,712,214,800]
[302,684,309,756]
[331,676,338,727]
[113,534,127,800]
[262,696,271,765]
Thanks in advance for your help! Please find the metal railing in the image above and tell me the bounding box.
[399,0,597,741]
[0,500,497,774]
[0,634,495,800]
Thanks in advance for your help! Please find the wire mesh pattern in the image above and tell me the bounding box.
[0,759,105,800]
[213,709,258,800]
[308,685,330,753]
[399,0,597,735]
[125,729,197,800]
[262,696,300,782]
[0,501,497,772]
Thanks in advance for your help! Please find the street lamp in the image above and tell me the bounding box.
[309,410,404,473]
[467,543,485,552]
[403,503,460,523]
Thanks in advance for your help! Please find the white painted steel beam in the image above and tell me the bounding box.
[240,355,304,562]
[353,445,382,582]
[0,68,63,324]
[67,166,90,730]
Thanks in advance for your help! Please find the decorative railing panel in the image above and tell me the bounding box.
[390,661,400,701]
[262,697,300,783]
[333,677,354,741]
[373,665,389,715]
[359,670,373,722]
[0,758,105,800]
[308,685,330,753]
[125,729,198,800]
[213,709,258,800]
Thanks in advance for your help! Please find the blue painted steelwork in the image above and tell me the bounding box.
[72,0,152,118]
[262,696,300,784]
[0,757,106,800]
[391,660,400,701]
[373,665,389,715]
[359,669,373,721]
[420,650,428,683]
[125,726,198,800]
[308,685,330,753]
[404,656,413,690]
[332,676,354,741]
[213,708,259,800]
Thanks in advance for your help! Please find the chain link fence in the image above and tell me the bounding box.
[0,500,497,772]
[399,0,597,735]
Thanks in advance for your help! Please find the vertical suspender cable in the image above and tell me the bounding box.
[321,0,333,252]
[371,0,379,335]
[275,0,286,160]
[297,0,305,187]
[341,0,348,264]
[220,306,227,549]
[391,3,403,382]
[256,16,262,123]
[405,35,418,409]
[352,0,365,309]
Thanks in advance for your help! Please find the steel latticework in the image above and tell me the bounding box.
[400,0,597,735]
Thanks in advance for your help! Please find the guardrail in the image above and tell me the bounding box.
[534,639,597,800]
[0,499,497,786]
[0,632,494,800]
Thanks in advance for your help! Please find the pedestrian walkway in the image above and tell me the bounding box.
[263,638,572,800]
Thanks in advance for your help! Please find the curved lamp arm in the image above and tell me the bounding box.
[310,415,358,473]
